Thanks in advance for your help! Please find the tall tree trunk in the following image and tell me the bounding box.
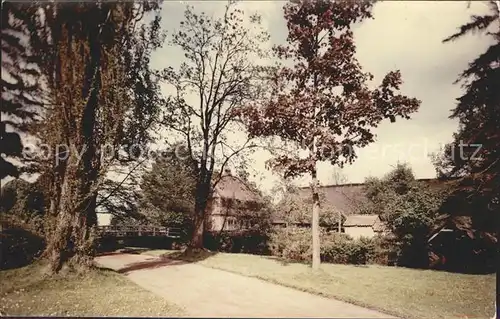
[44,197,96,273]
[43,17,102,272]
[45,172,74,273]
[84,194,98,228]
[44,154,96,273]
[190,180,210,248]
[311,84,321,269]
[311,161,321,270]
[191,206,205,248]
[44,159,99,272]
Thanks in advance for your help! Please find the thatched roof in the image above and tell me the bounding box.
[297,183,367,216]
[344,214,380,227]
[213,172,261,203]
[296,178,452,217]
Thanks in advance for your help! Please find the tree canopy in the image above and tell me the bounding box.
[272,179,343,228]
[160,2,270,248]
[237,0,421,269]
[139,147,196,229]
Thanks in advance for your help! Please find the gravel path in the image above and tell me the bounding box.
[95,253,396,318]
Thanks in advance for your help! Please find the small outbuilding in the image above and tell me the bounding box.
[343,214,385,239]
[96,208,113,227]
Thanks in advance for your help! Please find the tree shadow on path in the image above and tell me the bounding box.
[116,257,189,274]
[97,248,218,275]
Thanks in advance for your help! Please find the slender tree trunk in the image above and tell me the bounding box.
[311,40,321,269]
[311,161,321,270]
[338,211,342,233]
[311,65,321,269]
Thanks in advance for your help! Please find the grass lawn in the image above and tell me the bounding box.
[141,249,496,319]
[0,261,185,316]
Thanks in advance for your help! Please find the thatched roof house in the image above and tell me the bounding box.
[273,178,453,232]
[206,169,264,232]
[212,170,262,204]
[294,178,451,216]
[295,183,368,217]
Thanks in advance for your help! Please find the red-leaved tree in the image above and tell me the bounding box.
[237,0,421,269]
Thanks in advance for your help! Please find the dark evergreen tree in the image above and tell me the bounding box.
[433,1,499,246]
[1,3,44,179]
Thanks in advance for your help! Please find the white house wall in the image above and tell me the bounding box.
[206,214,242,232]
[205,197,251,232]
[345,226,376,239]
[97,213,112,226]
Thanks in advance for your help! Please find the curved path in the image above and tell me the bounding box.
[95,253,396,318]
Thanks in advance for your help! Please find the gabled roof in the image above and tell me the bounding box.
[213,174,261,203]
[296,178,451,216]
[343,214,380,227]
[297,183,367,216]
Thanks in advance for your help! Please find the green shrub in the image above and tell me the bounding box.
[349,236,375,264]
[268,227,312,261]
[0,223,45,270]
[320,233,352,264]
[268,228,379,265]
[370,234,395,265]
[203,229,270,255]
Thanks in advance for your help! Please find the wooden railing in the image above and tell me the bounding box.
[97,225,181,238]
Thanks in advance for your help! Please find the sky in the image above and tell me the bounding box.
[1,1,495,198]
[150,1,495,195]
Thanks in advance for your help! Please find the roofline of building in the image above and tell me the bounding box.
[298,182,365,189]
[298,177,458,190]
[213,174,264,203]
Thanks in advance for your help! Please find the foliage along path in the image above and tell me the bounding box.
[95,253,395,318]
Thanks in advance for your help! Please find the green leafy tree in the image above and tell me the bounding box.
[161,2,270,249]
[97,177,145,223]
[139,147,197,239]
[0,179,45,236]
[237,0,421,269]
[273,180,340,228]
[360,163,445,268]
